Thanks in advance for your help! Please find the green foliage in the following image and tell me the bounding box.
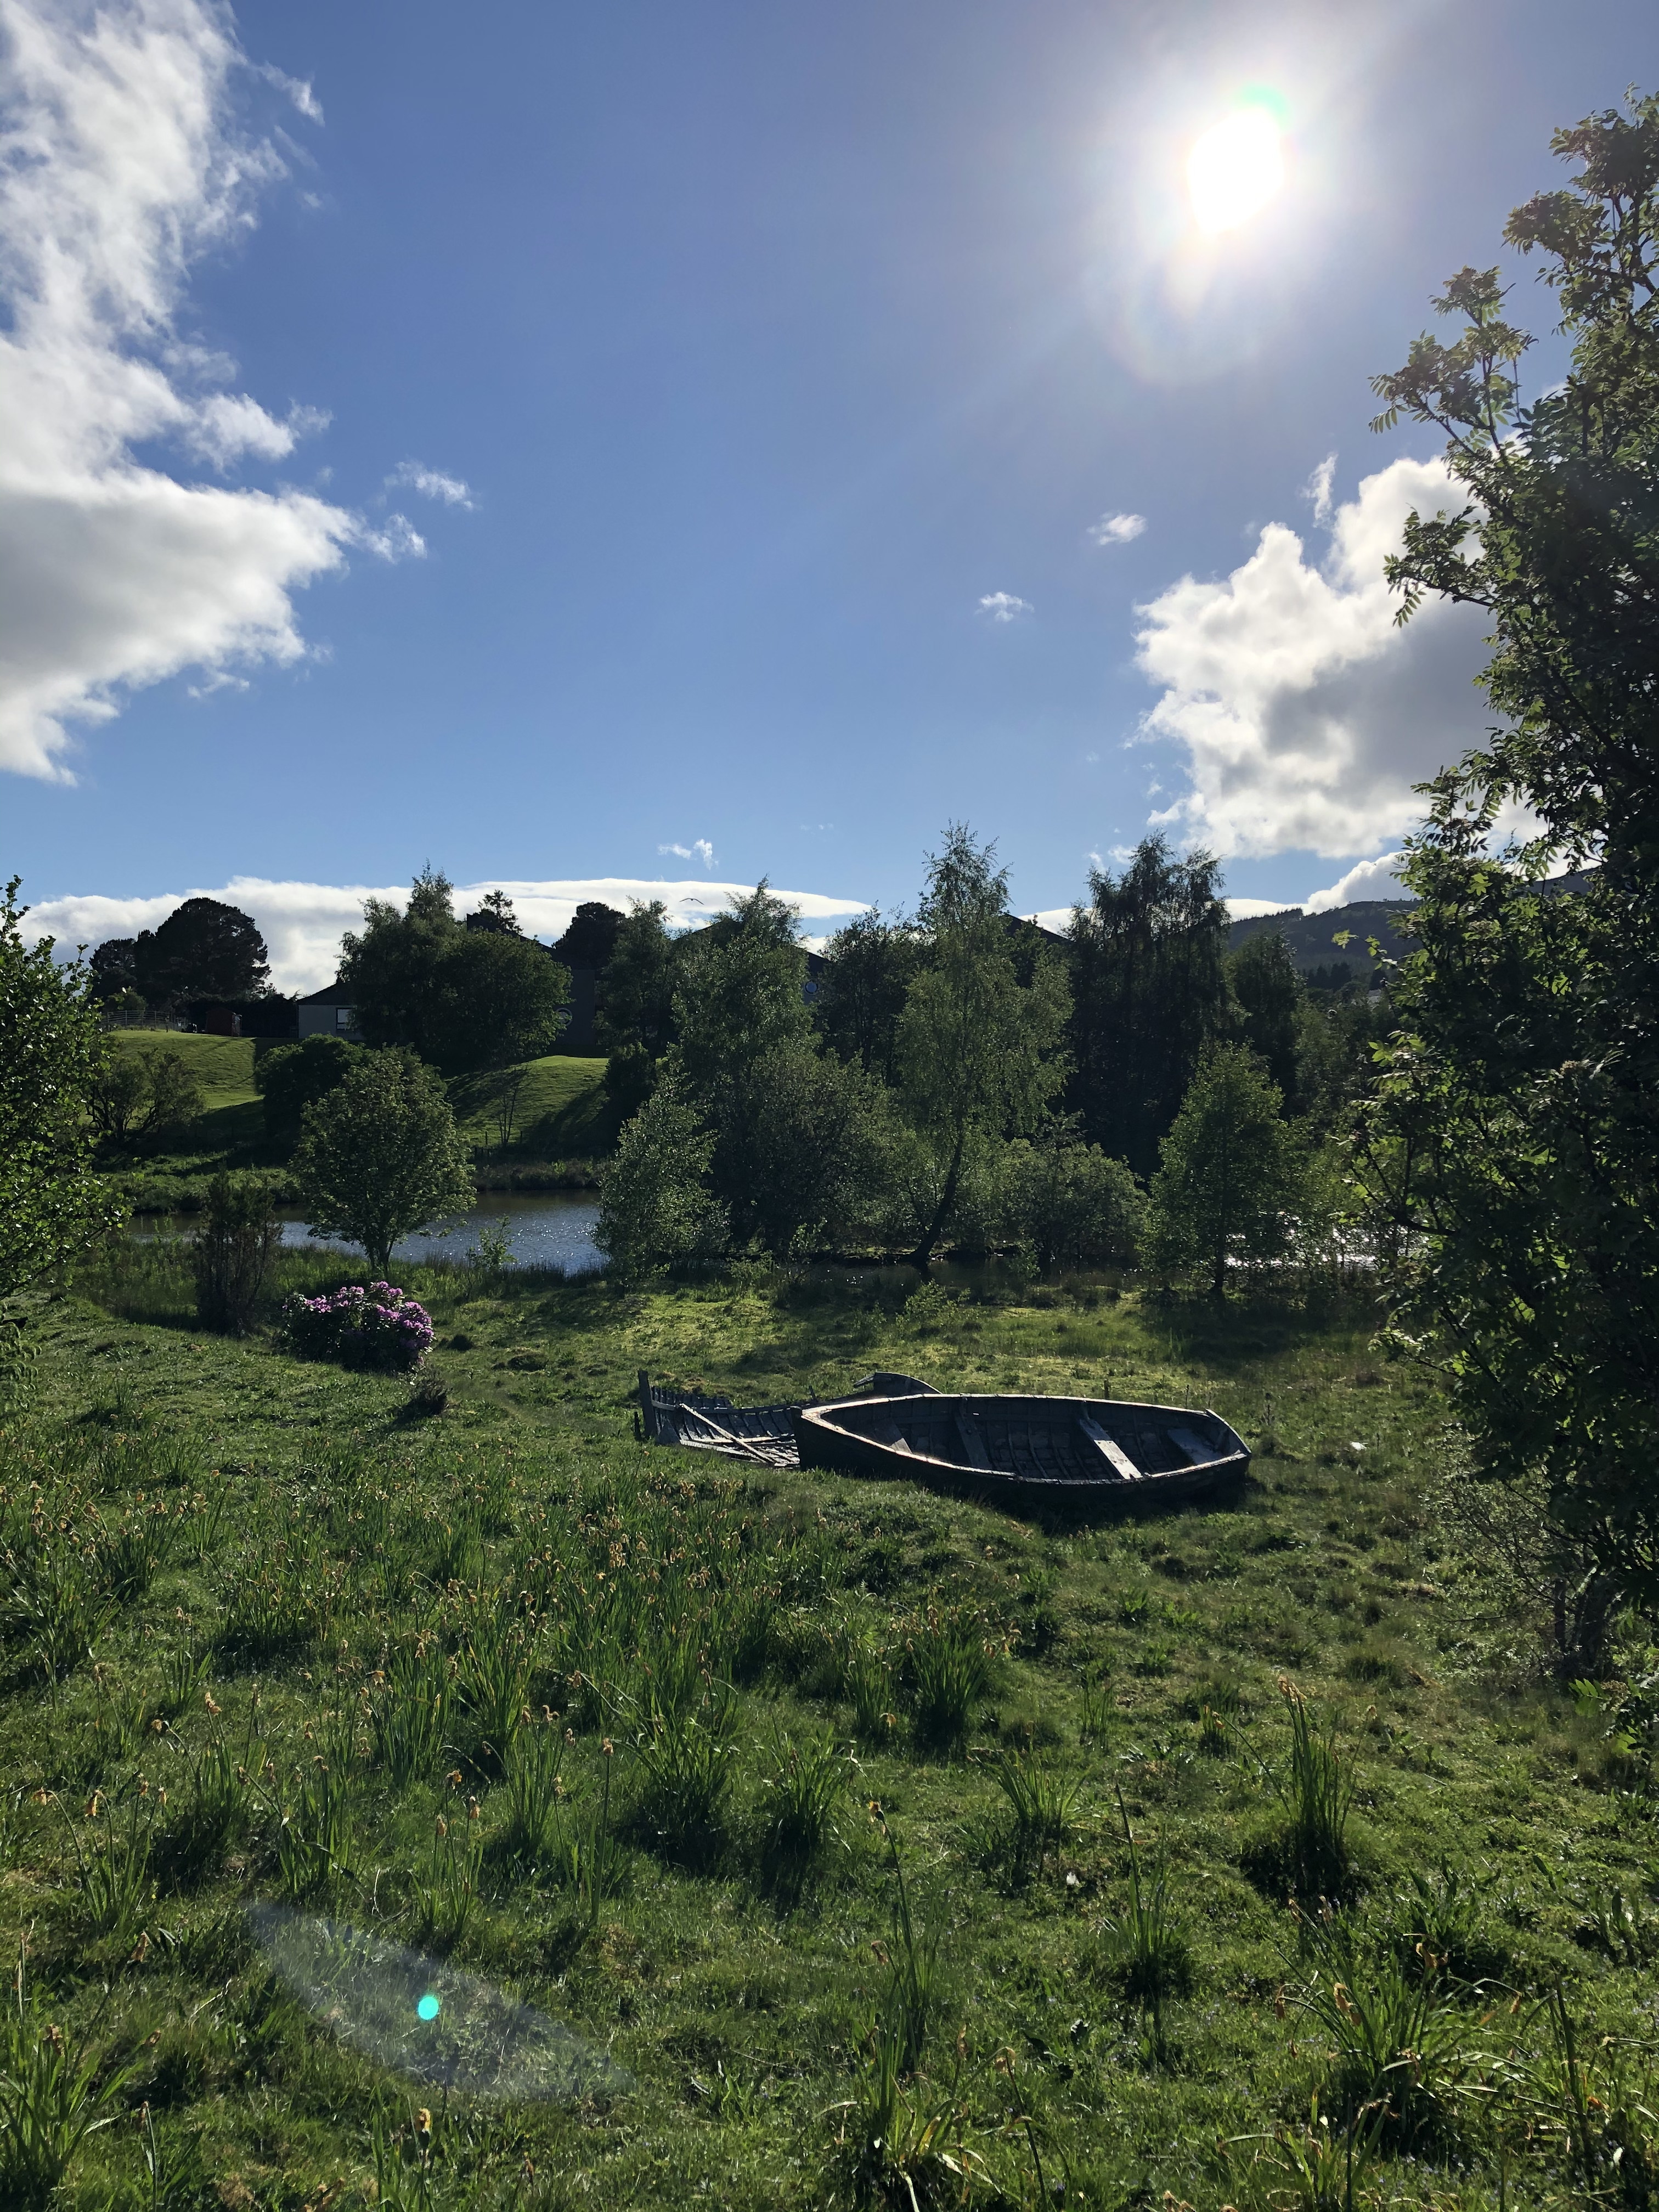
[339,869,568,1073]
[190,1172,280,1335]
[1003,1118,1145,1272]
[1101,1788,1192,2054]
[635,1680,738,1861]
[906,1610,990,1752]
[255,1033,356,1153]
[986,1736,1079,1860]
[1229,928,1305,1104]
[1147,1043,1304,1296]
[0,1955,137,2208]
[816,907,926,1085]
[126,896,270,1008]
[1359,92,1659,1606]
[594,1070,725,1283]
[757,1726,845,1877]
[712,1043,892,1255]
[1068,836,1232,1179]
[1294,1909,1472,2147]
[292,1047,476,1274]
[1256,1678,1356,1903]
[595,898,679,1056]
[674,882,812,1094]
[897,826,1071,1266]
[0,879,128,1301]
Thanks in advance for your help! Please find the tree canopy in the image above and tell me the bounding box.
[340,869,569,1073]
[0,880,127,1301]
[292,1047,475,1276]
[1068,838,1231,1178]
[1358,90,1659,1600]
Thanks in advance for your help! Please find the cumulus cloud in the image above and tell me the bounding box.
[1089,512,1146,546]
[0,0,403,781]
[21,875,871,994]
[978,591,1031,624]
[1304,853,1409,912]
[659,839,715,867]
[1133,456,1491,859]
[388,460,473,508]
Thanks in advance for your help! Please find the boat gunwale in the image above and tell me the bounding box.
[793,1390,1251,1499]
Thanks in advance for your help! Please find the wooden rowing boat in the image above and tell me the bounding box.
[791,1388,1249,1510]
[636,1371,936,1468]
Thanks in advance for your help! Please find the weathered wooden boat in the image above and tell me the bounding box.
[636,1371,935,1468]
[792,1388,1249,1510]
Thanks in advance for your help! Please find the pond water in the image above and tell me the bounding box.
[136,1190,606,1276]
[276,1190,606,1274]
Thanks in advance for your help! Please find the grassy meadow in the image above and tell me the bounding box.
[0,1244,1649,2209]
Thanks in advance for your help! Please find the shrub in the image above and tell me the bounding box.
[595,1072,726,1284]
[191,1172,281,1335]
[279,1282,433,1373]
[291,1046,475,1274]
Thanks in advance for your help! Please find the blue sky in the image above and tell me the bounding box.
[5,0,1657,983]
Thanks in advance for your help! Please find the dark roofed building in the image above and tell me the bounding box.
[298,980,360,1040]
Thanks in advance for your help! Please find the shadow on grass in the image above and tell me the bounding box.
[1155,1283,1385,1374]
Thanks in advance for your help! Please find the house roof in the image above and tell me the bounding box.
[298,978,356,1005]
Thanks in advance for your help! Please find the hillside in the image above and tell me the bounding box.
[1228,899,1415,972]
[103,1034,612,1199]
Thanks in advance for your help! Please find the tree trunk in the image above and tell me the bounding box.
[909,1131,966,1272]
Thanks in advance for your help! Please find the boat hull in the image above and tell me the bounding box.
[792,1390,1249,1513]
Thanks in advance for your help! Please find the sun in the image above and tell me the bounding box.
[1187,106,1285,234]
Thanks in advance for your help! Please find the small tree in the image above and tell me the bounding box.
[595,1075,724,1285]
[0,879,128,1302]
[191,1174,281,1334]
[898,827,1070,1267]
[1006,1120,1146,1273]
[1147,1046,1301,1296]
[292,1048,475,1274]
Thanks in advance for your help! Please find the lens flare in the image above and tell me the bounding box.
[1187,108,1284,234]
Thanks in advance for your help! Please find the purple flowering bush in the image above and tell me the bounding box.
[279,1282,434,1373]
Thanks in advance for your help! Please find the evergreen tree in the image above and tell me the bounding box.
[1067,837,1231,1178]
[1228,930,1304,1105]
[1147,1045,1301,1297]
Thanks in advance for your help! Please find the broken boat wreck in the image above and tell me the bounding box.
[636,1370,1250,1510]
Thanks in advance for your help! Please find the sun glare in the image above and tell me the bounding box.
[1187,106,1284,234]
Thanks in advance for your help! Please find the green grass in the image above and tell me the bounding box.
[2,1251,1655,2207]
[447,1052,612,1161]
[106,1030,262,1108]
[100,1038,612,1204]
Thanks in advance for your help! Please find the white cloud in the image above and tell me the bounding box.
[1302,453,1336,524]
[978,591,1031,624]
[0,0,402,781]
[1227,896,1306,919]
[257,61,322,125]
[388,460,473,509]
[1304,853,1408,912]
[1090,512,1146,546]
[356,513,426,562]
[1133,456,1491,858]
[21,875,872,994]
[659,839,715,867]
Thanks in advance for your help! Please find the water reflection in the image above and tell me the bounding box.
[278,1190,605,1274]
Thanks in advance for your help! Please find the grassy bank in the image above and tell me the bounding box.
[101,1035,612,1207]
[0,1252,1650,2209]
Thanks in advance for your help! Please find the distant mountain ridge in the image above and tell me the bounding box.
[1227,900,1414,972]
[1229,868,1595,973]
